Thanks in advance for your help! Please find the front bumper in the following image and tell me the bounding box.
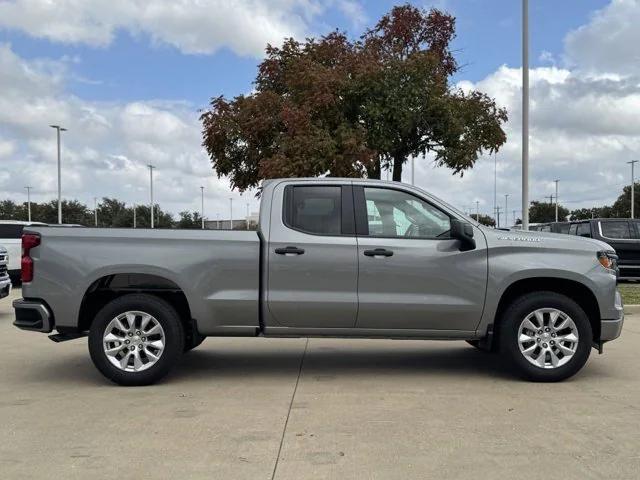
[13,298,53,333]
[600,289,624,342]
[0,277,11,299]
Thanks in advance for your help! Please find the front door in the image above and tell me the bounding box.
[354,185,488,332]
[266,182,358,328]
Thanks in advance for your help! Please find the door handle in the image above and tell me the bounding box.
[363,248,393,257]
[275,246,305,255]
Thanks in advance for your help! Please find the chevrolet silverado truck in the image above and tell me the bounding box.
[13,179,624,385]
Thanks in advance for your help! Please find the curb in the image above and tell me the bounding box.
[624,305,640,315]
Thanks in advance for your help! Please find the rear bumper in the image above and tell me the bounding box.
[13,298,53,333]
[0,277,11,299]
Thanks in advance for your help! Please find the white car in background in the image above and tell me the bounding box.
[0,220,47,283]
[0,245,11,298]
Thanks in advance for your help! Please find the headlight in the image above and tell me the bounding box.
[597,251,617,271]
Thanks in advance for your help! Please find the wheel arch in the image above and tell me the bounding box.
[77,273,197,343]
[493,277,600,348]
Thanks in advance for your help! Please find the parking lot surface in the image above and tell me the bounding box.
[1,287,640,479]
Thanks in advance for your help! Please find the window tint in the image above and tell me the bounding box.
[601,221,631,239]
[540,225,551,232]
[569,224,578,235]
[363,188,450,238]
[577,222,591,238]
[556,224,570,234]
[0,224,24,238]
[284,186,342,235]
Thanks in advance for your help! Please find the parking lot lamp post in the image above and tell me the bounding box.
[24,186,32,222]
[50,125,67,224]
[554,179,559,222]
[229,198,233,230]
[475,201,479,221]
[628,160,638,218]
[521,0,530,230]
[148,164,155,228]
[246,203,250,230]
[504,194,510,226]
[133,204,136,229]
[200,186,205,229]
[94,197,98,227]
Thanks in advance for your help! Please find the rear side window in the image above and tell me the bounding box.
[569,224,578,235]
[556,224,570,234]
[577,222,592,238]
[601,221,631,239]
[284,186,342,235]
[0,224,24,238]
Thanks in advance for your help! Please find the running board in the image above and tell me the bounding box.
[48,332,87,343]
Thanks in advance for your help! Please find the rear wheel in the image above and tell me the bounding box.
[499,292,592,382]
[88,294,185,386]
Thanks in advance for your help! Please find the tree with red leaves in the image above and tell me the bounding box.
[201,4,507,192]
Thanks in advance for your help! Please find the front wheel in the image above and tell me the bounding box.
[499,292,592,382]
[88,294,185,386]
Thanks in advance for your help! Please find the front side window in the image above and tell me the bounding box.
[284,186,342,235]
[577,222,592,238]
[601,221,631,239]
[569,224,578,235]
[363,187,450,238]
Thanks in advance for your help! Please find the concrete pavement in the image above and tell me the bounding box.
[1,287,639,479]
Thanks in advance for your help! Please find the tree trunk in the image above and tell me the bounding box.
[392,153,404,182]
[367,158,381,179]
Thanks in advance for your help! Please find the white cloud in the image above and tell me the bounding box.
[565,0,640,76]
[0,43,256,220]
[0,0,322,57]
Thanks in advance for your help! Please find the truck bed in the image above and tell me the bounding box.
[22,227,261,334]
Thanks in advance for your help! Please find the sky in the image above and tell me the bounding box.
[1,0,639,224]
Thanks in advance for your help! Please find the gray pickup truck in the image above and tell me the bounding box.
[13,178,623,385]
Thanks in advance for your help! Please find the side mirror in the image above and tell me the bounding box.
[450,219,476,251]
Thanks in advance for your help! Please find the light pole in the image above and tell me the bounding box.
[94,197,98,227]
[50,125,67,224]
[24,186,32,222]
[554,179,559,222]
[148,164,155,228]
[216,213,220,230]
[200,186,205,229]
[494,155,497,224]
[229,198,233,230]
[504,194,510,226]
[411,158,415,185]
[628,160,638,218]
[521,0,530,231]
[246,203,250,230]
[475,200,480,221]
[133,204,137,229]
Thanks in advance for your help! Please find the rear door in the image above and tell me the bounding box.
[266,182,358,328]
[599,220,640,278]
[353,185,488,332]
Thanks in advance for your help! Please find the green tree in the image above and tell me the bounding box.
[569,206,613,220]
[469,213,495,227]
[201,4,507,192]
[529,201,569,223]
[176,211,204,229]
[609,183,640,218]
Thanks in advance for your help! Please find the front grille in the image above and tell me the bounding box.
[0,265,7,276]
[0,254,6,262]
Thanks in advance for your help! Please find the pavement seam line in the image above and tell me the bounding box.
[271,337,309,480]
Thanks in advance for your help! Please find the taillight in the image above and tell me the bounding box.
[21,233,41,282]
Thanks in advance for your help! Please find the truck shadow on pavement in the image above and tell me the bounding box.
[171,344,517,382]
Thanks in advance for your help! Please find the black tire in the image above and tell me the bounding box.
[88,294,185,386]
[184,331,206,352]
[499,291,592,382]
